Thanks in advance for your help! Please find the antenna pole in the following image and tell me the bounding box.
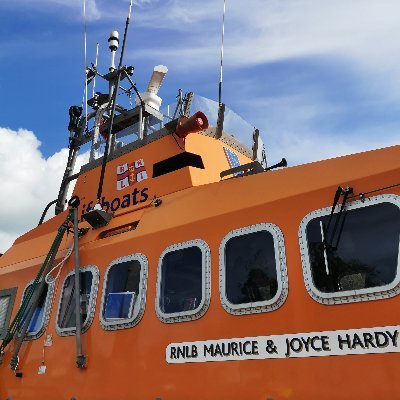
[118,0,133,71]
[218,0,226,105]
[216,0,227,139]
[92,43,99,98]
[96,0,133,203]
[83,0,88,128]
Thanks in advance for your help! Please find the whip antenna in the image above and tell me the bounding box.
[82,0,88,128]
[92,43,99,98]
[218,0,226,105]
[118,0,133,70]
[216,0,227,138]
[96,0,133,203]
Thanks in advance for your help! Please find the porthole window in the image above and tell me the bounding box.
[220,223,288,315]
[0,287,17,340]
[299,194,400,304]
[20,280,54,340]
[100,254,148,330]
[156,240,210,323]
[56,266,99,336]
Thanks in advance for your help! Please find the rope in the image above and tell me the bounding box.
[45,243,74,285]
[40,240,74,369]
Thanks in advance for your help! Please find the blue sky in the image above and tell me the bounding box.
[0,0,399,252]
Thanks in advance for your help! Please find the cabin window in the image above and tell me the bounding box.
[220,223,288,315]
[156,240,210,323]
[0,287,17,340]
[299,194,400,304]
[100,254,148,330]
[56,266,99,336]
[20,280,54,340]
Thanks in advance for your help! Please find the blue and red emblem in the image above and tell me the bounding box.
[116,159,148,190]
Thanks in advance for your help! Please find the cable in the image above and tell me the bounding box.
[172,132,185,151]
[349,182,400,200]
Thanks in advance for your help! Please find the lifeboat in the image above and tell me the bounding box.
[0,18,400,400]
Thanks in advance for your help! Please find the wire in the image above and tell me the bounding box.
[172,132,185,151]
[349,182,400,200]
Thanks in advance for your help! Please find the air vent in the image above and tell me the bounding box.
[101,221,139,239]
[153,152,204,178]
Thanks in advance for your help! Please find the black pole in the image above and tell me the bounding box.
[72,206,86,368]
[96,0,133,202]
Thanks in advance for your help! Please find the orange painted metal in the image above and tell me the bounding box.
[0,130,399,399]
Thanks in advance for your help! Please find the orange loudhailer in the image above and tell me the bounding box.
[176,111,209,138]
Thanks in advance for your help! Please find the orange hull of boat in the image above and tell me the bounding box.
[1,130,399,399]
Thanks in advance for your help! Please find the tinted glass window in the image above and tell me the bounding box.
[159,246,203,314]
[103,260,141,320]
[0,296,11,329]
[225,231,278,305]
[0,288,17,340]
[22,283,49,334]
[58,271,93,329]
[306,202,400,293]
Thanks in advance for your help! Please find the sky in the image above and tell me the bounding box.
[0,0,399,253]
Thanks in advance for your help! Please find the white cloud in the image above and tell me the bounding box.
[2,0,101,20]
[131,0,400,83]
[0,128,88,254]
[266,128,398,168]
[240,93,399,166]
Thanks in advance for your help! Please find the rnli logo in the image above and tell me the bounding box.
[116,159,148,191]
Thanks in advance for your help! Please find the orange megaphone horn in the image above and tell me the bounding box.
[175,111,209,138]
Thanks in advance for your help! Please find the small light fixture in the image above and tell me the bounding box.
[82,203,113,229]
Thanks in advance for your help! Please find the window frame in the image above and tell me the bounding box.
[299,194,400,305]
[100,253,148,331]
[20,279,55,340]
[155,240,211,323]
[219,223,288,315]
[0,287,17,340]
[55,265,99,337]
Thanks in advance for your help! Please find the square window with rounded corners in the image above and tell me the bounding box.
[20,280,54,340]
[219,223,288,315]
[0,287,17,340]
[299,194,400,305]
[56,265,99,336]
[156,240,210,323]
[100,254,148,330]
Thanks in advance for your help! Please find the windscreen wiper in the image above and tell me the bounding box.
[322,185,353,252]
